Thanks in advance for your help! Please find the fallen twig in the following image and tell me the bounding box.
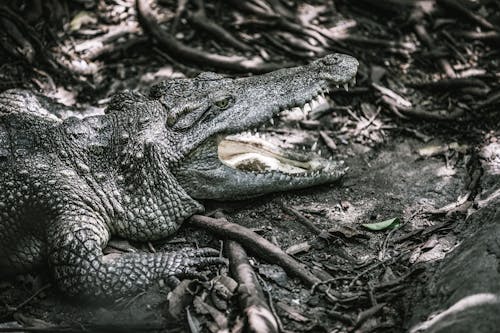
[380,95,465,121]
[457,30,500,46]
[319,131,337,152]
[409,78,489,91]
[281,205,323,235]
[413,23,456,78]
[351,303,386,332]
[85,35,148,60]
[74,23,141,53]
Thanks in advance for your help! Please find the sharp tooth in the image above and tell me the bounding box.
[335,84,339,88]
[270,118,274,125]
[343,83,349,92]
[310,98,319,110]
[302,146,306,150]
[303,103,312,114]
[318,150,322,155]
[311,141,318,151]
[317,95,326,105]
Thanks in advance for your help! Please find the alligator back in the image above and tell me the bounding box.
[0,112,58,163]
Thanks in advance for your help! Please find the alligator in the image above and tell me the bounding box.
[0,54,358,298]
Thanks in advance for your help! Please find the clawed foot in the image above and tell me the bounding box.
[167,247,227,280]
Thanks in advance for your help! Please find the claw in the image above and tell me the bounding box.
[192,256,228,268]
[167,248,227,279]
[192,247,221,257]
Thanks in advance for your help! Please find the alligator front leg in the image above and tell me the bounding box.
[46,210,223,298]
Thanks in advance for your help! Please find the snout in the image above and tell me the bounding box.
[311,53,359,84]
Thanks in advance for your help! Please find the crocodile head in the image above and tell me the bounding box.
[149,54,358,200]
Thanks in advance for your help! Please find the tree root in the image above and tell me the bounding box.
[226,241,279,333]
[136,0,290,73]
[0,6,54,68]
[381,95,465,121]
[188,0,253,52]
[189,214,322,286]
[436,0,498,31]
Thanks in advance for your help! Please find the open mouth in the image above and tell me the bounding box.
[217,80,354,177]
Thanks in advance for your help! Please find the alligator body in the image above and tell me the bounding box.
[0,54,358,298]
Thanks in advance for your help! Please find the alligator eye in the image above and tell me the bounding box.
[214,97,232,110]
[166,115,176,127]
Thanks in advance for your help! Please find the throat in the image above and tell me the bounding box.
[218,133,324,174]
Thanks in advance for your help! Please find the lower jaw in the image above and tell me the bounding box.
[175,156,345,201]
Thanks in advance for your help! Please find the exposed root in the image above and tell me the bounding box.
[188,0,253,52]
[189,214,322,286]
[136,0,290,73]
[226,241,279,333]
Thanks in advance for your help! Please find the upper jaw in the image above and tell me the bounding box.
[267,76,356,128]
[176,53,358,179]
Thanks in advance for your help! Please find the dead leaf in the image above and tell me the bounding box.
[70,11,97,31]
[193,296,228,330]
[167,280,198,319]
[418,142,469,157]
[186,306,202,333]
[285,241,311,255]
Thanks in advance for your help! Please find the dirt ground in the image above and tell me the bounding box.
[0,0,499,332]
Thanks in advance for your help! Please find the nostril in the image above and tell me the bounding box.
[324,54,342,65]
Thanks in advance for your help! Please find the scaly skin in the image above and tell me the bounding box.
[0,54,358,298]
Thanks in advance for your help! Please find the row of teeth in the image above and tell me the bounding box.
[228,129,336,160]
[264,87,333,127]
[277,92,330,121]
[247,163,341,176]
[266,78,355,127]
[337,77,357,91]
